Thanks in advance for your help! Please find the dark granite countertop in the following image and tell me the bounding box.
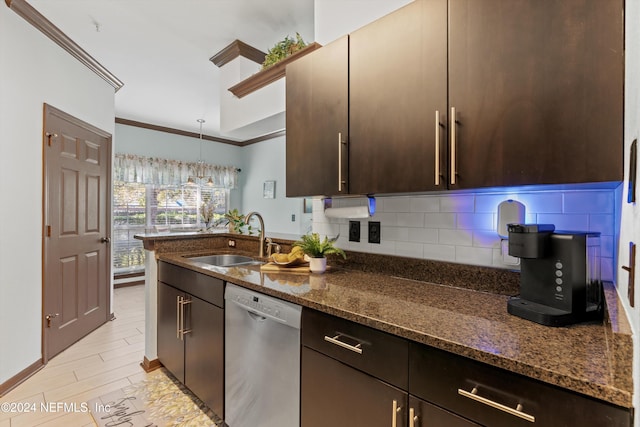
[150,236,633,409]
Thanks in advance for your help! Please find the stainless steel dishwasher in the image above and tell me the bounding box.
[224,283,302,427]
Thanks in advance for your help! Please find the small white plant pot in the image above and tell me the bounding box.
[309,257,327,273]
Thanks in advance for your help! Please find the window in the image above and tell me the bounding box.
[113,182,229,273]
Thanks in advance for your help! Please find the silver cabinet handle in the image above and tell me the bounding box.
[435,110,440,186]
[458,387,535,423]
[178,297,192,340]
[450,107,457,185]
[391,399,402,427]
[409,407,418,427]
[338,132,346,192]
[324,334,363,354]
[176,296,181,339]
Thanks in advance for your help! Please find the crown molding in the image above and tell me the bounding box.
[210,39,266,67]
[5,0,124,91]
[115,118,286,147]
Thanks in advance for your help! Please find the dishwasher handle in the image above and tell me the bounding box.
[228,298,290,326]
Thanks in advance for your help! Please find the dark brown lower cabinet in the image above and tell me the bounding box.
[410,396,480,427]
[301,347,408,427]
[409,342,632,427]
[157,262,225,419]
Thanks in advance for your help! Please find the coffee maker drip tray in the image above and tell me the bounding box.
[508,297,599,327]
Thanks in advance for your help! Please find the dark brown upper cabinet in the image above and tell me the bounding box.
[448,0,623,189]
[349,0,448,194]
[285,0,624,197]
[286,36,349,197]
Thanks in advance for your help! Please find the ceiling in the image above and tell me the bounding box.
[28,0,315,138]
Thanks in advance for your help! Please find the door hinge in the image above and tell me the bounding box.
[45,225,51,237]
[45,132,57,147]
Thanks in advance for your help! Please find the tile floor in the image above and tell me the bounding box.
[0,285,155,427]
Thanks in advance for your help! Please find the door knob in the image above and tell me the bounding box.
[101,237,111,243]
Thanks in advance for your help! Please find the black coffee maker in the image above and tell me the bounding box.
[507,224,603,327]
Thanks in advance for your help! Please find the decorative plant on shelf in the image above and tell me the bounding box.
[262,32,307,69]
[293,233,346,273]
[223,209,257,235]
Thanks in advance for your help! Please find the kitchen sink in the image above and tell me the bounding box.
[188,254,262,267]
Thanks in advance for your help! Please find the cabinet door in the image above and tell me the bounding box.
[157,282,184,383]
[448,0,623,189]
[286,36,349,197]
[184,295,224,419]
[301,347,408,427]
[409,396,480,427]
[350,0,448,194]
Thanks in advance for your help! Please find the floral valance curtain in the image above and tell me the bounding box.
[114,153,239,189]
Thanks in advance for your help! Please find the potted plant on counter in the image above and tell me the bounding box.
[293,233,346,273]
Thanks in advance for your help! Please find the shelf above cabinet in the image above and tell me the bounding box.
[228,42,322,99]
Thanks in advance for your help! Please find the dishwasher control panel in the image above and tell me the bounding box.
[225,283,302,326]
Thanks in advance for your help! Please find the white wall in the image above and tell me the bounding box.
[619,0,640,422]
[0,5,115,384]
[241,136,310,236]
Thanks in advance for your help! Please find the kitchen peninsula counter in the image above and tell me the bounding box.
[139,233,633,409]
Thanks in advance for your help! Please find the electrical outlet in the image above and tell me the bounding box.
[291,214,296,222]
[228,239,236,247]
[368,221,381,244]
[349,221,360,242]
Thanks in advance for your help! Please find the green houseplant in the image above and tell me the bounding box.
[293,233,345,273]
[262,33,307,69]
[223,209,257,235]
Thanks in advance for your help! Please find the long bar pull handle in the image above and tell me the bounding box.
[338,132,346,192]
[176,296,182,339]
[435,110,441,185]
[391,400,401,427]
[458,387,535,423]
[324,334,363,354]
[409,407,418,427]
[179,298,192,340]
[450,107,457,185]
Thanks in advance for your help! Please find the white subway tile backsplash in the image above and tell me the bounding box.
[410,197,440,212]
[371,212,398,226]
[424,212,456,229]
[439,229,473,246]
[472,230,501,248]
[589,214,614,235]
[457,213,494,230]
[455,246,494,266]
[397,212,425,227]
[396,241,424,258]
[517,192,563,213]
[600,235,614,258]
[536,214,590,231]
[440,194,475,213]
[601,257,614,282]
[423,244,456,262]
[564,191,614,214]
[407,228,439,244]
[475,194,520,213]
[384,227,410,242]
[312,187,617,276]
[383,197,413,212]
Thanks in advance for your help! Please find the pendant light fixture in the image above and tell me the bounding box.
[187,118,213,186]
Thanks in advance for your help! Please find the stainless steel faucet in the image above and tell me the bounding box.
[244,211,265,258]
